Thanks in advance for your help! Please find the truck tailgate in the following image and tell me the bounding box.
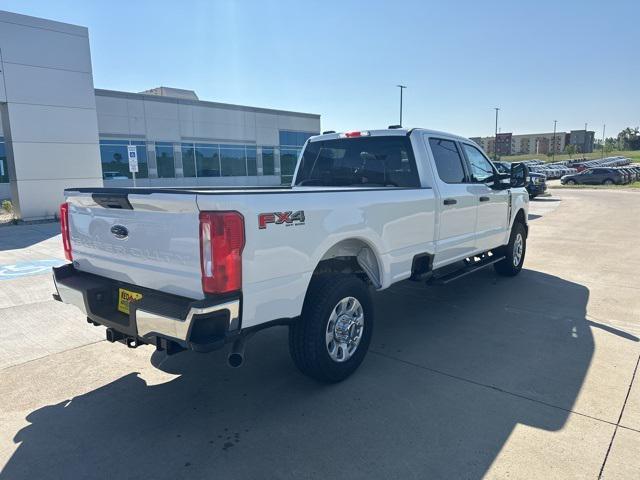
[65,191,203,299]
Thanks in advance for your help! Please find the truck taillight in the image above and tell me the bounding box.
[199,211,245,294]
[59,202,72,261]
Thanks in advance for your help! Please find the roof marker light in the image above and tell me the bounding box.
[341,131,370,138]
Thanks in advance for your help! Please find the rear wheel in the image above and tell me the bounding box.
[289,275,373,383]
[603,179,614,185]
[494,222,526,277]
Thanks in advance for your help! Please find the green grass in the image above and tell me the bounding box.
[499,150,640,164]
[550,181,640,190]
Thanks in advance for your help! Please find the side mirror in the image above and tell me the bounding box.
[510,162,528,188]
[491,173,511,190]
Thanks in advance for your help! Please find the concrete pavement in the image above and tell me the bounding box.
[0,189,639,479]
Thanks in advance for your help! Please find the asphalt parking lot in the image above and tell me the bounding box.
[1,189,639,479]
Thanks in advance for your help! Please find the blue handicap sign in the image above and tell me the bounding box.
[0,259,66,280]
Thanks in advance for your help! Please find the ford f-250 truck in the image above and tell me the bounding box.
[53,128,529,382]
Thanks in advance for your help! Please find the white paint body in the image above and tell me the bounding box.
[65,129,529,329]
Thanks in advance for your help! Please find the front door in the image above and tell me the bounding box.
[460,143,510,251]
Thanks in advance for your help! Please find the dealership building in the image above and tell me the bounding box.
[0,10,320,220]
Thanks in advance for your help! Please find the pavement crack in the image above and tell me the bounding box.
[0,297,57,312]
[598,353,640,479]
[0,339,106,372]
[370,349,622,429]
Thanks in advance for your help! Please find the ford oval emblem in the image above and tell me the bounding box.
[110,224,129,239]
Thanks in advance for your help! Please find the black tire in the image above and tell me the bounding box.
[494,222,527,277]
[289,274,373,383]
[566,179,576,185]
[529,194,536,200]
[603,179,614,185]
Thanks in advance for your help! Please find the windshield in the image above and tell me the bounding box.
[294,136,420,187]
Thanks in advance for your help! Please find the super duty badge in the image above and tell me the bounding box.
[258,211,305,229]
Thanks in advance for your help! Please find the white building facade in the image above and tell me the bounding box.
[0,11,320,220]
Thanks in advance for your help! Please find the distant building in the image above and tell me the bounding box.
[568,130,595,153]
[472,130,588,156]
[495,133,512,156]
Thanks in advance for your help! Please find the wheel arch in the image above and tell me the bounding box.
[311,237,384,289]
[512,208,528,236]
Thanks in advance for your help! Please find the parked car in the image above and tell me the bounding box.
[53,127,530,383]
[561,168,624,185]
[494,161,547,199]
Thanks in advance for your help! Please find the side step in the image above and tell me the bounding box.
[429,253,506,285]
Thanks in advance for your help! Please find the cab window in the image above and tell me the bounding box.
[461,144,495,183]
[428,138,466,183]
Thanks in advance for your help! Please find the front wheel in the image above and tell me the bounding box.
[603,179,614,185]
[566,179,577,185]
[494,222,527,277]
[289,275,373,383]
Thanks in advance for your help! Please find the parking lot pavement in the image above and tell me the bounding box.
[0,189,639,479]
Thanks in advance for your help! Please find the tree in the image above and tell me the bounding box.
[604,137,617,153]
[564,144,577,158]
[617,127,640,150]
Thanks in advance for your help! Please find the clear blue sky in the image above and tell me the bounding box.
[4,0,638,137]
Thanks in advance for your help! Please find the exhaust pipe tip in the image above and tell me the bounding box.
[227,352,244,368]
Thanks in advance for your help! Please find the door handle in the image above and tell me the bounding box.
[443,198,457,205]
[479,196,490,202]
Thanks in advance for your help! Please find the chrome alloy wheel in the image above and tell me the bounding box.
[513,233,524,267]
[326,296,364,363]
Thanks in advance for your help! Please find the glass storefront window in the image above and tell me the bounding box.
[155,142,175,178]
[220,145,247,177]
[0,140,8,184]
[262,147,275,175]
[279,130,316,147]
[99,139,148,179]
[196,144,220,177]
[280,148,300,184]
[181,143,196,178]
[246,147,257,176]
[99,143,129,179]
[132,142,149,179]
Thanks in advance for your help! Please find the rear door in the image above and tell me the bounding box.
[425,136,478,267]
[66,191,204,299]
[460,143,509,251]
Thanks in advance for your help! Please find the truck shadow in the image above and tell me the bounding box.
[2,269,628,479]
[0,223,59,251]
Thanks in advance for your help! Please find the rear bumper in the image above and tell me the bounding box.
[52,264,241,352]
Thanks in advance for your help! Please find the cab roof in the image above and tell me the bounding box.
[309,128,473,144]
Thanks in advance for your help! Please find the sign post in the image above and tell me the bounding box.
[127,145,138,187]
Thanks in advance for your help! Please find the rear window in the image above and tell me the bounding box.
[294,136,420,187]
[428,138,466,183]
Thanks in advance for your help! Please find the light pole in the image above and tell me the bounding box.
[397,85,407,127]
[552,120,557,162]
[494,107,500,160]
[602,124,606,159]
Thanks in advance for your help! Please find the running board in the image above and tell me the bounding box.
[429,254,506,285]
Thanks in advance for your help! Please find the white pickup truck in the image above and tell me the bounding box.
[53,128,529,382]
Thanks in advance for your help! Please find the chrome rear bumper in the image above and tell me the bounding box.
[53,263,241,352]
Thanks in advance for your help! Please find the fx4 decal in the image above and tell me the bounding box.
[258,211,306,230]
